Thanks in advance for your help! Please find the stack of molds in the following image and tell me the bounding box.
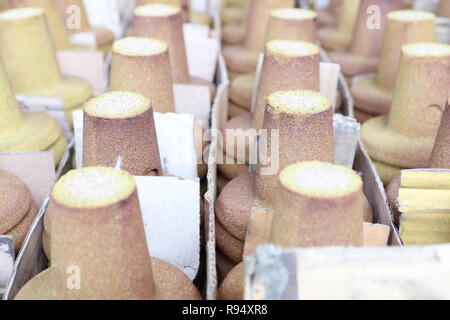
[399,169,450,246]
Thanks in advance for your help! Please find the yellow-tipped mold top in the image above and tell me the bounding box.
[0,7,44,20]
[84,91,150,119]
[270,8,317,20]
[280,161,362,198]
[266,40,319,57]
[113,37,168,56]
[402,43,450,58]
[267,90,331,115]
[135,4,180,17]
[52,167,136,209]
[388,10,435,22]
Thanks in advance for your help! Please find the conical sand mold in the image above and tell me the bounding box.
[223,0,296,73]
[30,167,201,300]
[329,0,404,77]
[228,8,318,110]
[14,257,201,300]
[223,40,321,168]
[216,90,334,241]
[429,100,450,169]
[131,4,215,98]
[10,0,72,50]
[361,43,450,170]
[318,0,361,50]
[83,91,163,176]
[271,161,364,247]
[109,37,175,114]
[351,10,436,115]
[0,8,92,117]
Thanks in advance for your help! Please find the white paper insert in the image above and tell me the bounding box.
[136,176,200,280]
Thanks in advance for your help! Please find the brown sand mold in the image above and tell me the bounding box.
[351,10,436,115]
[110,37,176,114]
[221,6,244,24]
[42,229,50,260]
[216,249,237,281]
[217,262,244,300]
[229,72,255,110]
[372,159,402,185]
[49,167,156,299]
[10,0,72,50]
[429,100,450,169]
[220,112,254,164]
[316,0,343,27]
[223,45,260,73]
[217,90,335,240]
[354,108,376,123]
[228,102,247,119]
[329,0,404,77]
[217,152,249,180]
[223,0,296,73]
[215,219,244,264]
[0,8,93,112]
[217,174,230,195]
[265,8,317,44]
[253,40,321,131]
[318,0,361,51]
[254,91,334,204]
[271,161,364,247]
[361,43,450,168]
[216,172,259,241]
[132,4,190,83]
[14,257,201,300]
[0,170,32,234]
[83,91,163,176]
[6,202,38,254]
[438,0,450,17]
[222,23,245,45]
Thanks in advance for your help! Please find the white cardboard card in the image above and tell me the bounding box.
[185,36,220,82]
[173,84,211,129]
[73,110,198,181]
[83,0,131,38]
[183,23,211,39]
[136,176,200,280]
